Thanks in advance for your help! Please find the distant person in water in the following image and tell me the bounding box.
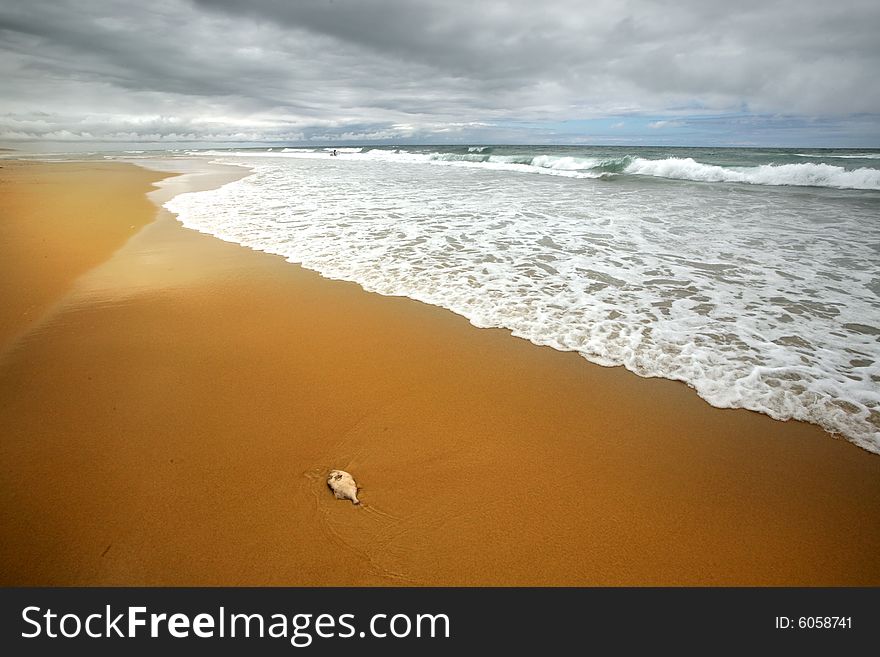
[331,149,338,156]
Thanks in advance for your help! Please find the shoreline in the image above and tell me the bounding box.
[1,158,879,585]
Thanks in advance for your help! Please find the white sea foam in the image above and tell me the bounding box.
[165,155,880,454]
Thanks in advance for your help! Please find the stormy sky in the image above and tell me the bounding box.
[1,0,878,147]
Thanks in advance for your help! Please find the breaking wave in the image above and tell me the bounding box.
[796,153,880,160]
[199,148,880,190]
[623,158,880,190]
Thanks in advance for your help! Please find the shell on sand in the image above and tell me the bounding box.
[327,470,360,505]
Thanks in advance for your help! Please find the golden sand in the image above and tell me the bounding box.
[1,159,878,586]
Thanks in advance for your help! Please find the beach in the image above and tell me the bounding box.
[1,158,879,586]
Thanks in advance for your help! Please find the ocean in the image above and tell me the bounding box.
[155,145,880,453]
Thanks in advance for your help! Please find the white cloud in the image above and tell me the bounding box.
[648,120,685,129]
[0,0,877,144]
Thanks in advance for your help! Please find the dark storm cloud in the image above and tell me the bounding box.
[0,0,878,144]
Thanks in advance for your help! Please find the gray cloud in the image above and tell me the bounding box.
[1,0,878,145]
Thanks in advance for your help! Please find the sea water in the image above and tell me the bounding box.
[162,146,880,454]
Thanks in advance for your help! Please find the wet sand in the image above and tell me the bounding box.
[1,159,879,586]
[0,160,167,351]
